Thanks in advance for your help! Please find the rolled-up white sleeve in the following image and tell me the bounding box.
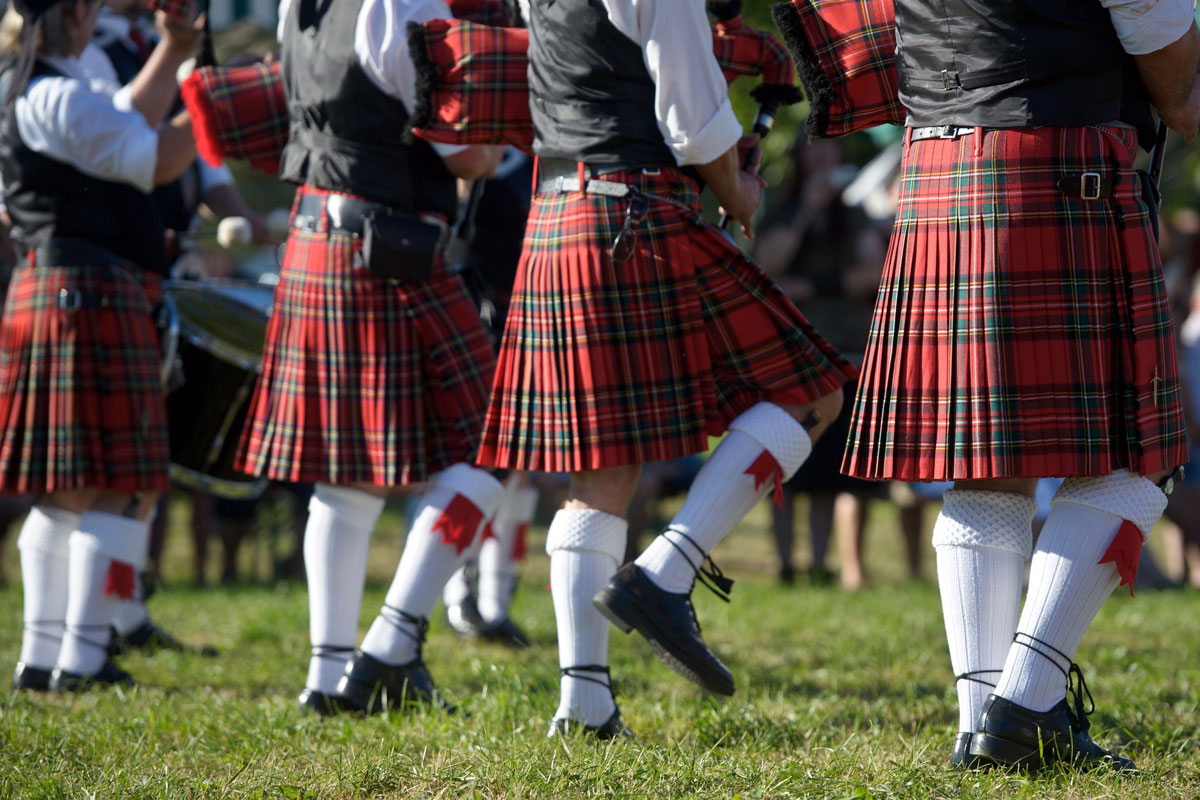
[355,0,466,157]
[16,76,159,193]
[606,0,741,165]
[1101,0,1196,55]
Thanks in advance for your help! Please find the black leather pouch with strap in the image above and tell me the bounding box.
[361,211,447,283]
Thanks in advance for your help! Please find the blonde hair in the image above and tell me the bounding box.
[0,2,81,59]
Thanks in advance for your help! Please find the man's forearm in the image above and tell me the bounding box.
[693,145,740,212]
[1135,24,1200,136]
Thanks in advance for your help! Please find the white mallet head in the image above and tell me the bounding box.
[216,216,254,249]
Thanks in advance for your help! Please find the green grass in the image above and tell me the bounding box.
[1,498,1198,799]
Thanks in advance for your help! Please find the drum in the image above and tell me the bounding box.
[159,281,270,500]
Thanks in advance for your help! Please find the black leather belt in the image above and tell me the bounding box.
[293,193,421,237]
[32,237,129,269]
[909,125,978,142]
[535,157,673,197]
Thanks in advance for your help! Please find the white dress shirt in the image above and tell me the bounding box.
[1102,0,1196,55]
[594,0,742,166]
[14,53,158,194]
[277,0,465,157]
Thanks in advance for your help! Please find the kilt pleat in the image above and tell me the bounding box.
[476,168,856,473]
[235,187,496,486]
[843,125,1186,481]
[0,265,168,494]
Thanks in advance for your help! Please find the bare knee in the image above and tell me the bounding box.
[566,464,642,518]
[780,386,844,442]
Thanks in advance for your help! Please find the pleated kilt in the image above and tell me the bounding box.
[477,167,857,473]
[0,263,169,494]
[843,125,1187,481]
[235,187,496,487]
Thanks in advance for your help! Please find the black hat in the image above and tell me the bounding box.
[12,0,74,20]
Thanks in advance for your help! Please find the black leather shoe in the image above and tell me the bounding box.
[950,732,996,769]
[49,660,135,692]
[297,688,357,717]
[971,694,1136,771]
[335,651,451,714]
[12,662,52,691]
[547,710,637,741]
[448,598,531,649]
[109,621,218,658]
[593,563,734,696]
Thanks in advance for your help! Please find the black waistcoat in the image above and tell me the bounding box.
[894,0,1155,150]
[527,0,675,167]
[278,0,456,214]
[0,61,168,272]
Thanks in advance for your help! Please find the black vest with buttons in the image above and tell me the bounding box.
[527,0,675,167]
[0,60,168,272]
[894,0,1155,150]
[278,0,456,215]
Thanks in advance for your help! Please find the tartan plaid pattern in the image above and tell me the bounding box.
[476,168,857,473]
[147,0,192,18]
[843,125,1186,482]
[0,264,169,494]
[772,0,903,138]
[711,14,795,94]
[235,187,496,487]
[446,0,516,26]
[408,19,534,151]
[180,61,288,175]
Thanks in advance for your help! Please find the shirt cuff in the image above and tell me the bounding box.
[198,160,235,194]
[433,141,468,158]
[670,98,743,166]
[122,127,159,194]
[111,84,136,114]
[1110,0,1196,55]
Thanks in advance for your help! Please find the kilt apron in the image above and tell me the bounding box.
[476,167,857,474]
[0,264,169,494]
[235,187,496,487]
[843,125,1186,482]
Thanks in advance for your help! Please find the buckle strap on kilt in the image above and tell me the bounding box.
[1056,172,1114,200]
[909,125,976,142]
[293,193,448,238]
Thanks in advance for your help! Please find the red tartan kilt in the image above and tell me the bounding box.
[843,125,1187,481]
[235,187,496,486]
[0,264,169,494]
[476,167,857,473]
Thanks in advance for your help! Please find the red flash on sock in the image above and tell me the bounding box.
[744,450,784,507]
[104,561,137,599]
[432,494,484,554]
[1098,520,1143,597]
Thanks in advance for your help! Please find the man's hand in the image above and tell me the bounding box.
[155,8,206,57]
[696,137,768,238]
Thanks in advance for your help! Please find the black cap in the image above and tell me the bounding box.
[12,0,73,20]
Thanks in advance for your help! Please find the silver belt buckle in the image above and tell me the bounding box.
[58,288,81,310]
[1080,172,1102,200]
[938,125,960,139]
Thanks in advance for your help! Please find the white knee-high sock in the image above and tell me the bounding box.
[17,505,79,669]
[360,465,504,666]
[57,512,149,676]
[442,563,474,609]
[547,508,627,726]
[636,403,812,593]
[994,471,1166,713]
[478,481,538,623]
[932,490,1035,733]
[303,484,384,694]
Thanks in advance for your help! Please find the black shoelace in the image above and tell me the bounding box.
[63,623,112,653]
[955,669,1002,688]
[1012,632,1095,733]
[661,527,734,603]
[378,604,429,658]
[560,664,614,693]
[24,619,64,646]
[311,644,356,661]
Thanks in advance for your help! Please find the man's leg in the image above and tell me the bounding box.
[596,392,841,695]
[547,465,639,736]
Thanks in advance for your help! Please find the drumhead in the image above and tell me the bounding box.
[163,281,268,370]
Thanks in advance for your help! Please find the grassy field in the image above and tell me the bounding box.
[1,497,1198,799]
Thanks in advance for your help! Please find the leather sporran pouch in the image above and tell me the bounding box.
[362,212,446,283]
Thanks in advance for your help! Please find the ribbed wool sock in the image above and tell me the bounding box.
[17,505,79,669]
[636,403,812,593]
[547,508,628,726]
[994,471,1166,712]
[360,465,503,666]
[302,484,384,694]
[932,490,1035,733]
